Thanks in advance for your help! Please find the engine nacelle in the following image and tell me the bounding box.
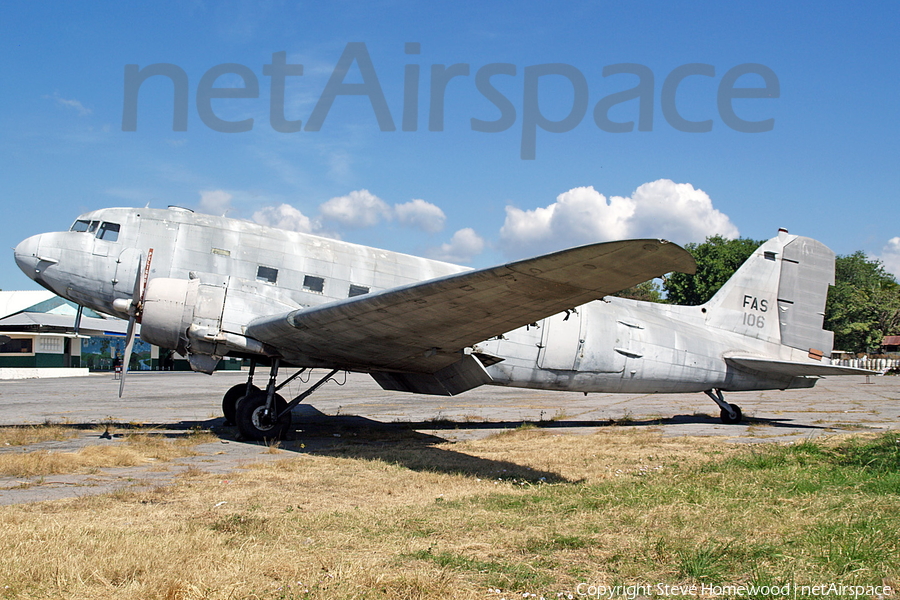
[140,278,200,353]
[141,278,226,356]
[140,277,273,373]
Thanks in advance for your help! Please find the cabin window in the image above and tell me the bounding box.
[348,284,369,297]
[96,222,120,241]
[257,265,278,284]
[70,220,90,232]
[303,275,325,294]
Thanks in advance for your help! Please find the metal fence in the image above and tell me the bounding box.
[835,357,900,372]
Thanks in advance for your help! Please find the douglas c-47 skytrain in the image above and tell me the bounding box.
[14,206,870,440]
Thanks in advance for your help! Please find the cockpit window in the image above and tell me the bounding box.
[96,222,120,241]
[87,221,99,234]
[70,220,91,232]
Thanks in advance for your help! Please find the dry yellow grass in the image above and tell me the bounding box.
[1,428,897,599]
[0,429,218,478]
[0,423,76,446]
[0,428,741,599]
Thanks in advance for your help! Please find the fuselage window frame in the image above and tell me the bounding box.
[257,265,279,284]
[303,275,325,294]
[348,284,369,297]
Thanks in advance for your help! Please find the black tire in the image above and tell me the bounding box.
[222,383,260,425]
[720,403,743,424]
[235,390,292,441]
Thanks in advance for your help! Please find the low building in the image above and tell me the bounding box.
[0,290,240,375]
[882,336,900,355]
[0,291,120,370]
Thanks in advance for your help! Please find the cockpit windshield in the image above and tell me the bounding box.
[97,222,120,241]
[70,219,120,241]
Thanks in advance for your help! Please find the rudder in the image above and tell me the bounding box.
[702,231,836,357]
[776,236,835,357]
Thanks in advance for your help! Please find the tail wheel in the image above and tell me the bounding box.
[720,403,743,424]
[222,383,260,425]
[235,390,292,441]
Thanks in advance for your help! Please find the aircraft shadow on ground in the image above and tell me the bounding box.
[0,412,570,483]
[212,405,574,483]
[0,406,833,485]
[278,408,832,433]
[208,404,835,482]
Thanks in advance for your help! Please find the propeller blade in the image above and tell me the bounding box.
[119,314,136,398]
[118,250,154,397]
[133,254,143,299]
[118,251,152,398]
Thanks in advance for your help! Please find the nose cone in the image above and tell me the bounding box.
[14,234,43,281]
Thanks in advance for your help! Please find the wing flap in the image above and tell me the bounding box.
[726,356,877,377]
[246,239,695,373]
[370,353,493,396]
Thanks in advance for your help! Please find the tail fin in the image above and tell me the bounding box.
[703,230,835,358]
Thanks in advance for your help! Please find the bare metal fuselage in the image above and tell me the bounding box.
[14,207,830,395]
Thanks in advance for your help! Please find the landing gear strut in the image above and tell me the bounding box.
[705,389,743,424]
[222,359,260,425]
[223,358,340,441]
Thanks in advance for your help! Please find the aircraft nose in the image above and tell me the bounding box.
[14,234,43,280]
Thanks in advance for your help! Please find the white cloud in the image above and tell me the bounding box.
[628,180,739,242]
[252,203,318,234]
[46,92,92,116]
[320,189,392,228]
[499,179,739,259]
[428,228,485,264]
[876,237,900,280]
[197,189,233,216]
[394,199,446,233]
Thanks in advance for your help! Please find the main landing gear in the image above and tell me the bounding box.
[222,358,340,441]
[704,389,743,424]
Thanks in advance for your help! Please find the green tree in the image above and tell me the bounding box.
[825,252,900,353]
[663,235,763,305]
[613,279,663,302]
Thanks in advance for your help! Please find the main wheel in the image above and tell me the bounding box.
[720,403,743,424]
[222,383,260,425]
[235,390,292,441]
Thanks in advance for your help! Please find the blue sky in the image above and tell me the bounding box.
[3,0,899,290]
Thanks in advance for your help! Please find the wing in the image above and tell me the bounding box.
[245,239,696,374]
[725,356,877,377]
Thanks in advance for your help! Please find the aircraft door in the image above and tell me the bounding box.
[91,235,110,257]
[577,308,627,373]
[537,310,583,370]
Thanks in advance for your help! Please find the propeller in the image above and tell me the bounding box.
[116,249,153,397]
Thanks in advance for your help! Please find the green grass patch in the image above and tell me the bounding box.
[420,433,900,594]
[410,547,554,590]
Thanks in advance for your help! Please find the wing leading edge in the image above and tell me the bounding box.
[245,239,696,374]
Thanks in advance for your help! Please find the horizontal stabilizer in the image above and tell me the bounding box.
[726,356,877,377]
